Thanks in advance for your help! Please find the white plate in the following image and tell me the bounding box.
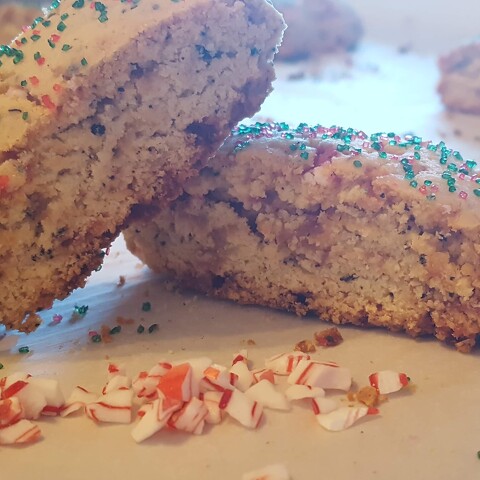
[3,1,480,479]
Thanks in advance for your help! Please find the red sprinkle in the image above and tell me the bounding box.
[0,176,9,191]
[36,57,46,66]
[50,34,61,43]
[53,84,62,92]
[29,76,40,86]
[41,95,56,110]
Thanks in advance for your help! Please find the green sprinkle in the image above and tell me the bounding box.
[404,171,415,180]
[18,346,30,354]
[336,144,348,152]
[62,44,72,52]
[57,21,67,32]
[80,57,88,66]
[31,34,41,42]
[466,160,477,169]
[48,39,56,49]
[449,186,457,193]
[441,172,451,179]
[72,0,85,8]
[414,152,421,160]
[289,144,297,152]
[20,80,27,87]
[353,160,362,168]
[299,144,306,151]
[42,20,51,27]
[300,152,309,160]
[109,326,121,335]
[427,144,437,151]
[0,363,4,369]
[142,302,151,312]
[453,151,463,161]
[371,142,381,151]
[389,140,397,146]
[473,189,480,197]
[22,112,29,121]
[74,305,89,315]
[148,324,159,334]
[476,179,480,184]
[409,180,418,188]
[477,451,480,460]
[387,132,395,138]
[61,13,69,20]
[378,151,387,159]
[284,133,294,140]
[137,324,145,334]
[33,52,41,61]
[91,334,102,343]
[447,163,458,172]
[424,180,432,186]
[447,178,456,186]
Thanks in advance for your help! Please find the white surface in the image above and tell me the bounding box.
[3,1,480,479]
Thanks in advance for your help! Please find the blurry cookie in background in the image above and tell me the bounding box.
[438,39,480,114]
[0,3,41,44]
[273,0,363,62]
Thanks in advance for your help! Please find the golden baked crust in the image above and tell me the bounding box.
[0,4,41,44]
[125,122,480,352]
[0,0,285,331]
[272,0,363,61]
[438,39,480,114]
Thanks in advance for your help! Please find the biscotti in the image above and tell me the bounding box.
[125,122,480,352]
[438,39,480,114]
[0,0,285,331]
[0,4,41,44]
[272,0,363,61]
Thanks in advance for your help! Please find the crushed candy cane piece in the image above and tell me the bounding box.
[131,396,182,443]
[168,397,208,434]
[185,357,212,398]
[230,361,254,392]
[0,419,41,445]
[265,352,311,375]
[103,375,131,394]
[232,349,249,365]
[252,368,276,384]
[0,397,23,427]
[157,363,192,402]
[242,464,291,480]
[369,371,410,394]
[107,362,126,380]
[245,380,290,411]
[147,361,173,379]
[29,378,65,416]
[220,388,263,429]
[288,359,351,391]
[316,406,375,432]
[61,386,98,417]
[86,389,133,424]
[285,384,325,401]
[202,391,224,424]
[311,397,338,415]
[2,380,47,420]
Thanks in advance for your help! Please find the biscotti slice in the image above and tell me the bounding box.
[0,4,42,44]
[125,122,480,352]
[438,39,480,114]
[0,0,285,331]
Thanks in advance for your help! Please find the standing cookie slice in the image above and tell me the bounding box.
[0,0,285,331]
[125,122,480,352]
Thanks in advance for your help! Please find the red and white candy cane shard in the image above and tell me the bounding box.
[265,352,311,375]
[0,419,42,445]
[230,361,254,392]
[252,368,276,385]
[103,375,132,394]
[2,380,47,420]
[107,362,126,380]
[203,391,224,425]
[147,361,173,379]
[131,397,182,443]
[0,371,30,391]
[168,397,208,434]
[185,357,213,398]
[288,359,352,391]
[132,371,158,402]
[241,463,291,480]
[220,388,263,429]
[0,397,24,427]
[245,380,290,411]
[157,363,192,403]
[285,384,325,401]
[369,371,410,394]
[315,406,375,432]
[311,397,338,416]
[232,349,248,366]
[86,388,134,424]
[200,363,231,393]
[60,386,98,417]
[28,378,65,416]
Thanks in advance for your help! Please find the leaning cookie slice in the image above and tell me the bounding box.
[125,122,480,352]
[0,0,285,331]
